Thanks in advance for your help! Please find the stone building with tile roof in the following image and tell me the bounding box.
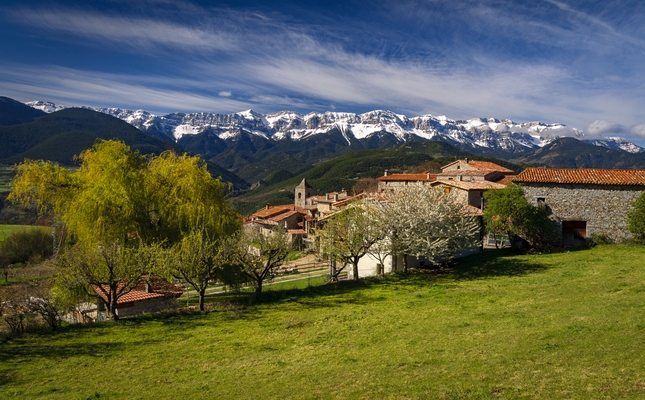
[513,167,645,245]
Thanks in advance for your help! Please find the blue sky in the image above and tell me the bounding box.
[2,0,645,143]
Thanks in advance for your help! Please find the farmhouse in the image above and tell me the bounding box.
[513,167,645,245]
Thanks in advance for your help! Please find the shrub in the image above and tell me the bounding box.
[0,228,53,264]
[589,233,614,246]
[628,192,645,243]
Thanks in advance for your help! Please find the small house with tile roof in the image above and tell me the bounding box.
[513,167,645,245]
[90,276,183,320]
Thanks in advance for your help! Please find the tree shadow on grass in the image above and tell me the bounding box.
[450,248,547,280]
[0,338,135,363]
[251,249,549,308]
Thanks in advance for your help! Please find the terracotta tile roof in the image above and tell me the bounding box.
[495,175,516,185]
[432,180,507,190]
[250,204,307,219]
[287,229,307,234]
[438,170,497,177]
[377,172,437,182]
[513,168,645,186]
[441,159,514,173]
[93,276,183,305]
[268,210,302,222]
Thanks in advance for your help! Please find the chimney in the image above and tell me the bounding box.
[333,193,338,202]
[265,203,270,210]
[426,172,431,180]
[465,157,469,164]
[384,169,389,176]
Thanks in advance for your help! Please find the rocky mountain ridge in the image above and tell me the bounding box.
[26,100,643,155]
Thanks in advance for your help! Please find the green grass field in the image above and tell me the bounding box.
[0,224,51,242]
[3,245,645,399]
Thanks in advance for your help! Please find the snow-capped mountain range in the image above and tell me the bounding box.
[26,101,643,154]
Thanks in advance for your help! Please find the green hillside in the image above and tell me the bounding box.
[0,108,178,165]
[231,142,524,215]
[3,245,645,398]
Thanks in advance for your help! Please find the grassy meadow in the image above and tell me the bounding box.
[3,245,645,399]
[0,224,51,242]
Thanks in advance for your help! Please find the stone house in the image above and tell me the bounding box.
[377,171,437,192]
[513,167,645,245]
[437,159,514,182]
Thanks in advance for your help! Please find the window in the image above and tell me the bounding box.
[537,197,546,208]
[298,193,302,199]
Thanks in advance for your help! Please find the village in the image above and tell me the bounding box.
[245,158,645,278]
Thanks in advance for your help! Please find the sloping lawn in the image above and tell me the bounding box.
[2,245,645,399]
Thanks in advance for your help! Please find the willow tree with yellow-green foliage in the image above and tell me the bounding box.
[9,140,240,319]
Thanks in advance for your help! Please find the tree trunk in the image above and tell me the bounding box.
[402,254,408,273]
[329,259,338,283]
[255,280,263,300]
[199,287,206,311]
[352,261,359,281]
[108,299,120,321]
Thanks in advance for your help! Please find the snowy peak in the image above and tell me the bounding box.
[24,100,644,154]
[26,100,66,113]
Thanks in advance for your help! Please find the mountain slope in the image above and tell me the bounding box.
[0,97,46,126]
[513,137,645,169]
[0,108,177,165]
[27,101,645,156]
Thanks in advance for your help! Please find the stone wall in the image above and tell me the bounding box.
[522,183,645,243]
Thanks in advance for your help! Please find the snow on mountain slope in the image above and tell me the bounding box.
[24,101,644,154]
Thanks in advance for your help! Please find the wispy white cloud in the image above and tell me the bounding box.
[2,0,645,146]
[8,9,234,52]
[586,120,626,137]
[629,124,645,138]
[0,64,253,114]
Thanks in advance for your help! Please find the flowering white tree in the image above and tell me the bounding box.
[370,185,481,270]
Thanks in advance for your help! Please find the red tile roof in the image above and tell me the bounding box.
[495,175,516,185]
[438,170,497,177]
[441,159,514,173]
[268,210,302,222]
[513,168,645,186]
[250,204,307,219]
[93,276,183,305]
[432,180,507,190]
[287,229,307,235]
[377,172,437,182]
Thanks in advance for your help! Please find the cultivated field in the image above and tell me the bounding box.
[2,245,645,399]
